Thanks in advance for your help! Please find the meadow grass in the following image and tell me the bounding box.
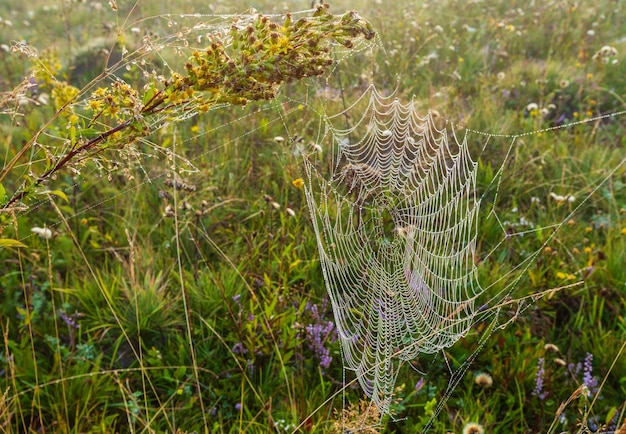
[1,0,625,432]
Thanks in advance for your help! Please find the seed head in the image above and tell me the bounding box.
[474,372,493,388]
[463,422,485,434]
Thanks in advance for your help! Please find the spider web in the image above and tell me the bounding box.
[302,85,482,414]
[299,82,626,421]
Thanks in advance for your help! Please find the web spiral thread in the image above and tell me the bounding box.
[302,86,483,414]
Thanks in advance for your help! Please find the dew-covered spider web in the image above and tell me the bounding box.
[302,85,482,414]
[298,82,626,423]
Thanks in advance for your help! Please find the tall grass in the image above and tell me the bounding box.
[1,0,625,432]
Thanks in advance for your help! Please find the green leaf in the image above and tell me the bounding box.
[79,128,102,139]
[0,238,28,248]
[39,189,69,203]
[0,182,5,203]
[142,82,157,105]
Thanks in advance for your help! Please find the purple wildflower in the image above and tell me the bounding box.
[305,301,320,321]
[59,312,79,329]
[532,357,548,400]
[582,353,599,394]
[305,321,335,369]
[415,377,426,392]
[232,342,247,355]
[234,403,242,411]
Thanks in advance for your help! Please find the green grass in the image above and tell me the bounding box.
[1,0,626,432]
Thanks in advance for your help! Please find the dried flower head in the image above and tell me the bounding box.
[463,422,485,434]
[474,372,493,388]
[544,343,560,353]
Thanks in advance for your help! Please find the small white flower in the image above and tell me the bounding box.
[271,201,281,210]
[130,27,141,35]
[286,207,296,217]
[544,343,560,352]
[526,102,538,112]
[163,204,175,217]
[497,71,506,80]
[31,226,53,240]
[37,93,49,105]
[273,136,284,143]
[586,29,595,37]
[550,192,566,202]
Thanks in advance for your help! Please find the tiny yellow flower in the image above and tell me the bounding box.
[556,271,567,280]
[621,227,626,235]
[292,178,304,189]
[88,99,103,111]
[190,125,201,134]
[573,112,579,118]
[93,87,108,97]
[586,110,593,117]
[585,226,592,233]
[458,57,464,63]
[586,73,593,80]
[584,247,592,254]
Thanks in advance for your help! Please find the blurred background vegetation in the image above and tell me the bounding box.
[0,0,625,432]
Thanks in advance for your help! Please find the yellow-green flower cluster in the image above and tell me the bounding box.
[4,5,374,209]
[181,4,375,106]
